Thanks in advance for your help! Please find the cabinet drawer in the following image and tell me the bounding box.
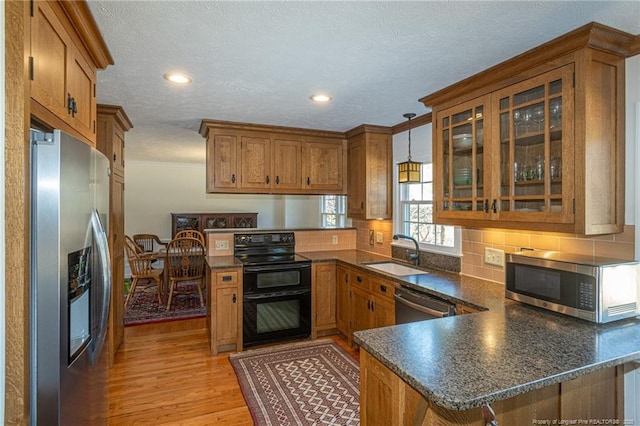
[370,278,394,301]
[216,271,238,286]
[350,271,370,291]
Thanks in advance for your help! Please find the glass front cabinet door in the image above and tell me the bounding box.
[494,65,574,224]
[436,95,491,219]
[434,66,574,225]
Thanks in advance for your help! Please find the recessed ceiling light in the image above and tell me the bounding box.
[164,73,192,84]
[310,94,332,103]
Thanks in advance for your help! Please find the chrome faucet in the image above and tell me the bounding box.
[393,234,420,266]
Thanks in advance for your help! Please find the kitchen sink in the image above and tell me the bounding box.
[364,262,428,276]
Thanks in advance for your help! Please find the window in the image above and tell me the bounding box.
[397,164,461,255]
[320,195,346,228]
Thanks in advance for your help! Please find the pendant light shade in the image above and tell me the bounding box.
[398,113,422,183]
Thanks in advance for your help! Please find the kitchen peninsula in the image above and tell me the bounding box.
[205,242,640,423]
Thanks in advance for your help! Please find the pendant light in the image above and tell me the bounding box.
[398,113,422,183]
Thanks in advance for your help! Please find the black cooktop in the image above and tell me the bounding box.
[236,253,310,265]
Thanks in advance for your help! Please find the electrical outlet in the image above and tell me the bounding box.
[376,232,383,243]
[484,248,505,267]
[332,235,338,244]
[214,240,229,250]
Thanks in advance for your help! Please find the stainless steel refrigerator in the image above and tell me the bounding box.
[31,129,112,425]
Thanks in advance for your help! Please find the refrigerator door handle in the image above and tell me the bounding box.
[90,209,111,365]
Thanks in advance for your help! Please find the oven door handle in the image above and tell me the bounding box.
[394,293,451,318]
[244,289,310,300]
[243,263,311,273]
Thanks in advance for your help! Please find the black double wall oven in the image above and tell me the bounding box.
[235,232,311,348]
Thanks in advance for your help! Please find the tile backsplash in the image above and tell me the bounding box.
[295,229,357,252]
[462,225,636,284]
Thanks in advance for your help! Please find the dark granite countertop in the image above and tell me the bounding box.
[354,305,640,411]
[300,250,640,411]
[205,255,242,269]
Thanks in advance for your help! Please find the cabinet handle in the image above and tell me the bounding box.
[360,201,364,209]
[276,176,280,185]
[67,94,74,115]
[231,174,236,184]
[306,177,311,186]
[72,98,77,117]
[371,300,375,311]
[484,199,489,213]
[380,285,387,293]
[344,274,348,283]
[232,294,237,303]
[113,153,117,162]
[491,199,497,213]
[266,175,270,184]
[367,300,371,310]
[357,276,362,283]
[482,404,498,426]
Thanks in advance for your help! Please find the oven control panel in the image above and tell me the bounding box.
[235,232,295,248]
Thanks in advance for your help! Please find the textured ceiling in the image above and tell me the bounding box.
[87,1,640,164]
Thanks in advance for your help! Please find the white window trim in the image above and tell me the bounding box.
[320,195,346,228]
[392,163,462,257]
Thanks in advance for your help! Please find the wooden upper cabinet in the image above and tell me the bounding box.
[67,49,97,141]
[200,120,346,194]
[29,1,113,146]
[346,126,393,220]
[422,23,635,235]
[207,133,239,190]
[273,138,303,190]
[31,1,70,121]
[240,136,271,189]
[304,139,347,193]
[96,104,132,178]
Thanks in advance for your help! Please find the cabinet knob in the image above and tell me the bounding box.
[232,294,237,303]
[113,153,117,162]
[380,285,387,293]
[357,276,362,283]
[266,175,270,184]
[231,174,236,184]
[491,199,497,213]
[371,300,375,311]
[367,300,371,310]
[484,199,489,213]
[276,176,280,185]
[306,177,311,186]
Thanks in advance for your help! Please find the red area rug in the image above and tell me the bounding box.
[124,282,206,326]
[230,339,360,425]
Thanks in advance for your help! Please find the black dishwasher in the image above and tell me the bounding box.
[394,285,456,324]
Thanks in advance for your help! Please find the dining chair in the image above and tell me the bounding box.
[124,235,164,307]
[132,233,168,254]
[165,237,206,310]
[174,229,206,246]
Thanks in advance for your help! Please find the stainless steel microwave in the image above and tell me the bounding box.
[506,251,640,323]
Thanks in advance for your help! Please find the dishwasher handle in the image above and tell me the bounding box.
[394,293,453,318]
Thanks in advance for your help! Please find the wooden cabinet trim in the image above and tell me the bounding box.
[200,119,345,139]
[420,22,637,109]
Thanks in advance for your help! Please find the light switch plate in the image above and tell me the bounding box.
[376,232,383,243]
[484,248,505,267]
[214,240,229,250]
[332,235,338,244]
[369,230,374,246]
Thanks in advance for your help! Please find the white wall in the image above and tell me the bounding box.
[626,55,640,260]
[125,161,325,239]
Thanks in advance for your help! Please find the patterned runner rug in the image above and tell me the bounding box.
[230,339,360,426]
[124,282,206,326]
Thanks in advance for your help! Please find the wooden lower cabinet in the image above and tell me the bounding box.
[338,266,395,346]
[207,268,242,355]
[360,349,626,426]
[336,265,351,339]
[312,262,337,338]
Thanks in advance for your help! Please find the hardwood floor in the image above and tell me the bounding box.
[108,319,358,425]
